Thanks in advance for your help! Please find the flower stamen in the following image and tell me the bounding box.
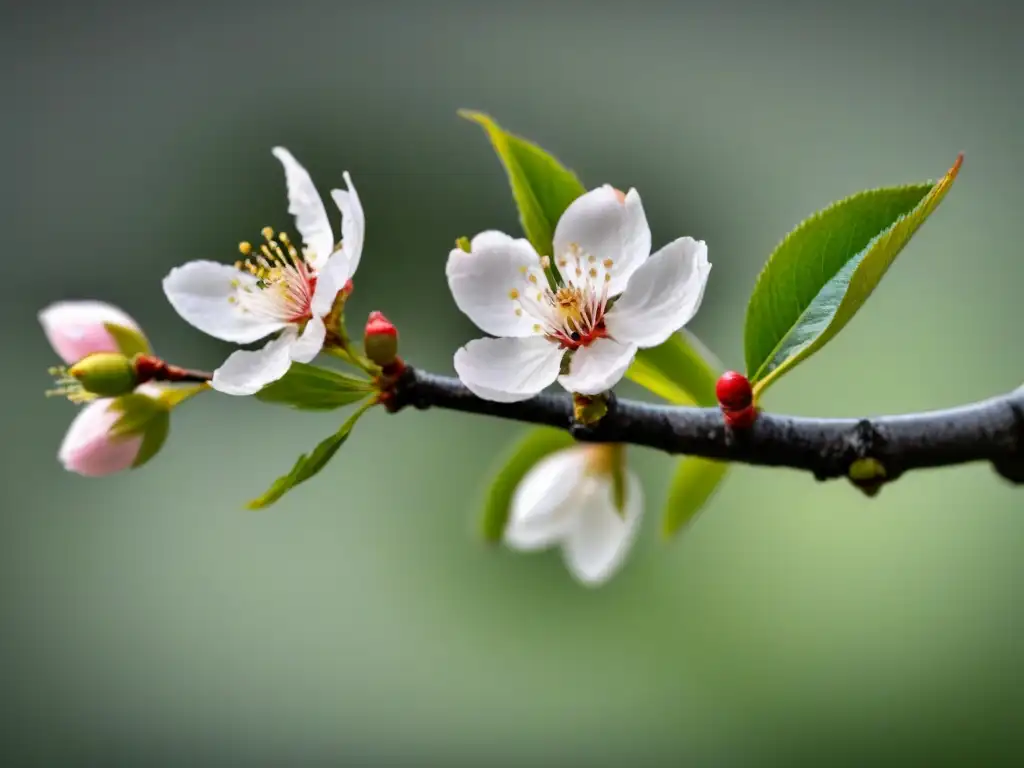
[230,226,318,323]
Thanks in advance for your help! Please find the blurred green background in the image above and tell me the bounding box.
[4,1,1023,764]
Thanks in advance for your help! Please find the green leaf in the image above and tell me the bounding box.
[246,400,374,510]
[157,383,208,410]
[661,458,729,538]
[104,322,151,358]
[106,392,171,469]
[132,409,170,468]
[626,328,722,408]
[108,392,166,438]
[744,154,962,396]
[459,109,585,286]
[254,362,376,411]
[479,427,575,543]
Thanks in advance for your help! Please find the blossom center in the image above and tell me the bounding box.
[230,227,317,324]
[509,242,615,350]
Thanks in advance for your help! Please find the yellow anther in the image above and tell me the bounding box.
[588,254,596,263]
[261,226,274,240]
[508,289,519,300]
[589,267,598,278]
[532,324,542,332]
[528,273,538,284]
[604,273,611,282]
[278,231,291,245]
[239,242,253,256]
[515,308,523,316]
[540,256,551,268]
[603,258,614,269]
[518,266,528,275]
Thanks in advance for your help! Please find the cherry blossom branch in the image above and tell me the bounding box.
[387,366,1024,492]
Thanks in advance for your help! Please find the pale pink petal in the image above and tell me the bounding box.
[58,399,141,477]
[39,301,145,364]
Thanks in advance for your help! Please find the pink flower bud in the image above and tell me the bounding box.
[39,301,147,364]
[59,398,142,476]
[58,385,169,477]
[364,310,399,367]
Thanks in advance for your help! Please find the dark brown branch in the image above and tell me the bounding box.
[389,367,1024,492]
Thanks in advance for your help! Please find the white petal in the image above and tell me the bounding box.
[505,448,590,551]
[604,237,711,349]
[39,300,145,364]
[453,336,562,403]
[552,185,651,295]
[211,329,297,396]
[470,230,514,250]
[162,261,286,344]
[289,315,326,363]
[562,470,644,587]
[447,235,543,337]
[557,337,637,395]
[330,171,365,279]
[272,147,334,269]
[309,266,339,317]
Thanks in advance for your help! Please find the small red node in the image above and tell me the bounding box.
[723,404,757,429]
[715,371,753,412]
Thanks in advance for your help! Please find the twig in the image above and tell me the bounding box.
[388,367,1024,492]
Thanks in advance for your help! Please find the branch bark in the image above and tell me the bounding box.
[388,367,1024,492]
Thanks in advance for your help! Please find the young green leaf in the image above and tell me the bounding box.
[459,109,585,285]
[626,328,722,408]
[104,322,151,358]
[254,362,376,411]
[661,458,729,538]
[745,154,962,396]
[247,400,375,510]
[479,427,576,543]
[107,392,171,469]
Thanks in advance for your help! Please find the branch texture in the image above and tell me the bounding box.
[390,367,1024,491]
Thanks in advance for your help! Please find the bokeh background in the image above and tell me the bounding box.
[4,0,1023,764]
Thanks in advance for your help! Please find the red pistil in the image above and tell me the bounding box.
[548,322,608,351]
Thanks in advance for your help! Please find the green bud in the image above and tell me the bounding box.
[455,236,472,253]
[68,352,138,397]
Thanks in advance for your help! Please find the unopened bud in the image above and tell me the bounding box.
[715,371,753,411]
[68,352,138,398]
[59,388,171,476]
[364,311,398,367]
